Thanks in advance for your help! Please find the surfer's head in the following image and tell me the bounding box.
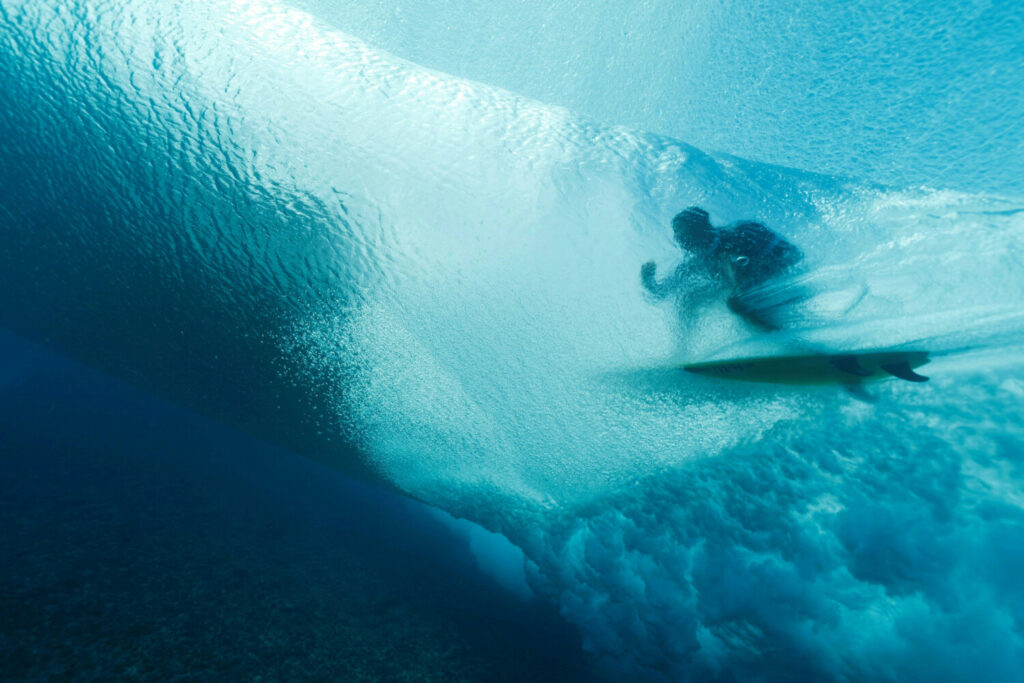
[673,206,715,251]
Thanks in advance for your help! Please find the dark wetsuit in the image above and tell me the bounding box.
[641,207,803,329]
[712,221,803,291]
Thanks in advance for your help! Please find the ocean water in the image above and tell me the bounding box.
[1,1,1022,681]
[0,330,590,680]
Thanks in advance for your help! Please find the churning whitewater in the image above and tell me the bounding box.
[1,0,1023,679]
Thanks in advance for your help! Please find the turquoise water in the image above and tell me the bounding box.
[1,1,1023,680]
[298,0,1024,196]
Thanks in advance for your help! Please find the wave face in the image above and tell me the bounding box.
[2,1,1024,679]
[296,0,1024,197]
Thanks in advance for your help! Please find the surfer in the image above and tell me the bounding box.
[640,206,804,329]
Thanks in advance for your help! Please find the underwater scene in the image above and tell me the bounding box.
[1,0,1022,680]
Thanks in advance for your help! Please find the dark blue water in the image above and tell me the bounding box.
[0,329,592,680]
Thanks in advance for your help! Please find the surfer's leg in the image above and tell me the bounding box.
[727,294,780,331]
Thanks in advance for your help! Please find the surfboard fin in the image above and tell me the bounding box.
[831,355,872,377]
[881,361,929,382]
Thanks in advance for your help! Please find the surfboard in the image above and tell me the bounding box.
[683,350,930,385]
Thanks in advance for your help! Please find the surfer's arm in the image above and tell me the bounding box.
[641,261,670,299]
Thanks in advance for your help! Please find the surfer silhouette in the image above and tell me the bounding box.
[641,206,804,330]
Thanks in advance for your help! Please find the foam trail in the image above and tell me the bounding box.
[2,1,1023,679]
[727,190,1024,356]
